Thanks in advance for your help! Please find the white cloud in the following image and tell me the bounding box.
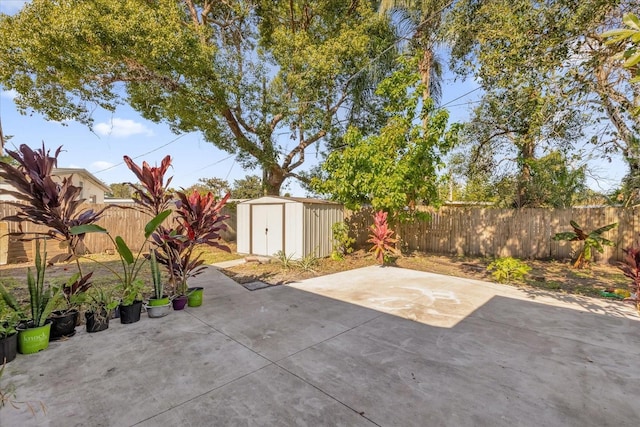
[94,118,154,138]
[90,161,115,171]
[1,89,17,100]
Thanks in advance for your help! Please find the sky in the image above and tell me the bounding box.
[0,0,628,197]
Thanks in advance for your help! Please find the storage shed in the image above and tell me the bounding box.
[237,196,344,259]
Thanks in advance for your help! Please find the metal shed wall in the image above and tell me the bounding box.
[236,202,251,255]
[302,204,344,258]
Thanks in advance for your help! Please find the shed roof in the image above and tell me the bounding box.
[239,196,342,205]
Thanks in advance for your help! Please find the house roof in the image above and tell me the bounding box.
[52,168,110,192]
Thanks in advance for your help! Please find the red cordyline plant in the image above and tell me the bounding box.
[0,143,108,302]
[367,210,398,265]
[618,240,640,312]
[123,155,174,216]
[121,155,230,296]
[151,190,231,295]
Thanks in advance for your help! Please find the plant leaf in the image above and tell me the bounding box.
[70,224,108,235]
[115,236,134,265]
[144,210,172,239]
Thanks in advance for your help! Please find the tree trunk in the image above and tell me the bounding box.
[264,164,285,196]
[418,48,433,129]
[516,140,536,208]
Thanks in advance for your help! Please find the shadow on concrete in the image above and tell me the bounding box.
[2,266,639,426]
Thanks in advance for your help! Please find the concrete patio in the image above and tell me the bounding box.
[1,265,639,426]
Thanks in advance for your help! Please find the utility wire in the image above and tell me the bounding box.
[92,133,186,174]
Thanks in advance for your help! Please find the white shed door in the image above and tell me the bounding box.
[251,204,284,256]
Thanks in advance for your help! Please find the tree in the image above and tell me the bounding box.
[231,175,263,199]
[0,0,396,195]
[107,183,133,199]
[379,0,451,130]
[447,0,640,202]
[460,76,585,207]
[184,177,230,198]
[312,57,458,219]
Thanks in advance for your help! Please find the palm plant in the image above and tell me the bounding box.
[553,220,617,268]
[379,0,449,111]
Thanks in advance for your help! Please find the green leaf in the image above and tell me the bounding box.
[144,210,172,239]
[71,224,107,235]
[623,13,640,31]
[115,236,134,265]
[624,51,640,68]
[591,222,617,235]
[553,232,578,241]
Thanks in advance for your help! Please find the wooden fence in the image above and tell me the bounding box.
[2,202,638,265]
[0,202,237,265]
[347,206,638,264]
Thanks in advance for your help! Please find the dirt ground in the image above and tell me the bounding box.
[0,246,635,305]
[220,249,634,302]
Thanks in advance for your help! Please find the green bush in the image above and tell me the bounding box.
[487,257,531,284]
[331,222,355,260]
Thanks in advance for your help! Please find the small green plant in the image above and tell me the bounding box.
[553,220,617,269]
[1,240,62,328]
[297,252,319,273]
[487,257,532,284]
[274,251,296,270]
[331,222,355,260]
[84,286,118,315]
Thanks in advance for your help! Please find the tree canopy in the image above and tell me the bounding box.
[312,57,458,218]
[0,0,396,195]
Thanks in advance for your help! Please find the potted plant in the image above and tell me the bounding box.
[1,241,63,354]
[71,209,172,324]
[121,155,230,309]
[47,272,92,340]
[145,250,171,318]
[0,306,20,365]
[152,190,231,309]
[618,238,640,313]
[84,286,118,333]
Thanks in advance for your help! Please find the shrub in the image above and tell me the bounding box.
[487,257,531,284]
[331,222,354,260]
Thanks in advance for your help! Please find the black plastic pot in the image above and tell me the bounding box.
[85,310,109,333]
[119,301,143,324]
[49,309,79,341]
[0,332,18,364]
